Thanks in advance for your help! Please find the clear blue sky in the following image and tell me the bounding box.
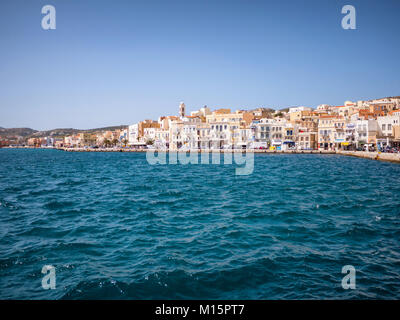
[1,0,399,130]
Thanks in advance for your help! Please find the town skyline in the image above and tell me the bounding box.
[2,94,400,155]
[1,94,399,131]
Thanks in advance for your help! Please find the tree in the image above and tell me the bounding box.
[145,139,154,145]
[103,138,111,147]
[111,138,119,146]
[122,139,128,147]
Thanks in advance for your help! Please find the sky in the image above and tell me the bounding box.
[0,0,399,130]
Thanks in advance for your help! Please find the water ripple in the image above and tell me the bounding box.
[0,149,400,299]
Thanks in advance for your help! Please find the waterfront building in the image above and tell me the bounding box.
[270,120,285,149]
[54,138,64,148]
[154,128,170,149]
[64,135,81,148]
[119,129,128,145]
[128,123,139,145]
[355,119,378,150]
[317,115,339,150]
[27,138,41,147]
[197,123,212,150]
[282,122,297,150]
[296,131,317,150]
[128,120,160,145]
[343,122,357,150]
[143,127,157,142]
[235,126,252,149]
[333,118,347,150]
[208,121,233,149]
[81,133,97,147]
[376,115,400,149]
[252,118,275,147]
[138,120,160,138]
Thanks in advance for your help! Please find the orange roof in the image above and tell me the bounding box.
[319,115,340,119]
[389,109,400,115]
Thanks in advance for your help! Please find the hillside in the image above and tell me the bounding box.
[0,125,128,140]
[0,127,38,137]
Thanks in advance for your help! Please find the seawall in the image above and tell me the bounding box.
[337,151,400,163]
[57,147,336,154]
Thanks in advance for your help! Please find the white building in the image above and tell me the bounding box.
[355,119,378,149]
[128,124,139,145]
[288,106,313,113]
[377,115,400,148]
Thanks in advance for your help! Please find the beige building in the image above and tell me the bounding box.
[296,132,317,150]
[318,115,339,150]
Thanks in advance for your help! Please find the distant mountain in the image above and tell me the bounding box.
[0,125,127,140]
[0,127,38,137]
[31,125,129,138]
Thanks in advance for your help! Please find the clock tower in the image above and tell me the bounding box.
[179,102,185,118]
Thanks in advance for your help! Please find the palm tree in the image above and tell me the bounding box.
[111,138,119,147]
[103,138,111,148]
[122,139,128,147]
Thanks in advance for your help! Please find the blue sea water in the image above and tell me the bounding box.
[0,148,400,299]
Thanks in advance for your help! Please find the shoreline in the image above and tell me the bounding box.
[3,146,400,163]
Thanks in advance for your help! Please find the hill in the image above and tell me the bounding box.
[0,127,38,137]
[0,125,128,140]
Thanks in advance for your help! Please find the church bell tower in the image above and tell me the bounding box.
[179,102,185,118]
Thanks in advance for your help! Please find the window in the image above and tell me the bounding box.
[382,124,386,130]
[388,124,392,130]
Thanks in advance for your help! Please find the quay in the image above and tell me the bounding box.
[57,147,336,154]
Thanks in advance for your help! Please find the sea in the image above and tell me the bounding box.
[0,148,399,299]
